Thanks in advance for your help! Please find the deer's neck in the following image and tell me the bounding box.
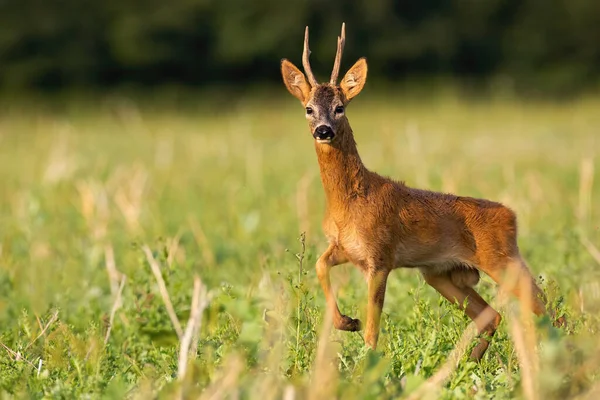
[315,121,367,209]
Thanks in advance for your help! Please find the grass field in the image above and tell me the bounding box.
[1,90,599,399]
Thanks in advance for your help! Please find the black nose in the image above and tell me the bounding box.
[313,125,334,141]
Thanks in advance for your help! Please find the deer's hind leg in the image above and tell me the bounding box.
[316,243,361,331]
[422,269,502,361]
[479,254,565,327]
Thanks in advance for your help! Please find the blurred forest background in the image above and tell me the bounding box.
[2,0,600,95]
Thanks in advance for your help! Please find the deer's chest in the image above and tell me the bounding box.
[323,213,374,269]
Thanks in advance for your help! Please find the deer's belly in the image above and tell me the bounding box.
[395,240,475,271]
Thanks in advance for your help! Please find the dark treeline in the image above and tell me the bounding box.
[1,0,600,93]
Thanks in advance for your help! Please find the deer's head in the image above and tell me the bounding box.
[281,23,367,145]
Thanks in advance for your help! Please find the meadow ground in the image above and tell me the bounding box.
[0,89,599,399]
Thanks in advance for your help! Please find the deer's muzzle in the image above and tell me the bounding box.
[313,125,334,143]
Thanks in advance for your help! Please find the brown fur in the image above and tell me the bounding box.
[281,24,564,361]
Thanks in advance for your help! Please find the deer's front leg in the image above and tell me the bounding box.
[316,244,361,331]
[364,269,390,349]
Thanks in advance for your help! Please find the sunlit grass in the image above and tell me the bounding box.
[0,91,599,399]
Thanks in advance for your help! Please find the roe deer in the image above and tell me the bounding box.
[280,23,565,361]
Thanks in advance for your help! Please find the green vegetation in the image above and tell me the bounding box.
[0,92,599,399]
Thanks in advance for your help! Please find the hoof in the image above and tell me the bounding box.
[335,315,362,331]
[469,340,490,362]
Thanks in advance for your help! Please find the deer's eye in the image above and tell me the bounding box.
[306,107,313,115]
[335,106,344,114]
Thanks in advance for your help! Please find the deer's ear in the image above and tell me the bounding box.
[281,59,311,104]
[340,58,367,102]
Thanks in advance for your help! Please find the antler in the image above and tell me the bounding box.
[302,26,318,87]
[330,22,346,85]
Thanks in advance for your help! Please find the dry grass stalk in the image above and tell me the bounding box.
[76,180,95,224]
[500,262,539,400]
[188,216,216,267]
[178,276,210,381]
[189,281,211,362]
[577,157,594,225]
[198,355,244,400]
[143,245,184,338]
[580,235,600,267]
[24,310,59,352]
[0,311,60,375]
[509,317,537,400]
[113,165,148,233]
[503,264,543,400]
[0,342,37,368]
[166,231,183,268]
[104,244,122,295]
[577,157,598,268]
[283,385,296,400]
[104,275,127,345]
[252,273,287,400]
[34,314,44,332]
[76,179,109,242]
[308,305,338,400]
